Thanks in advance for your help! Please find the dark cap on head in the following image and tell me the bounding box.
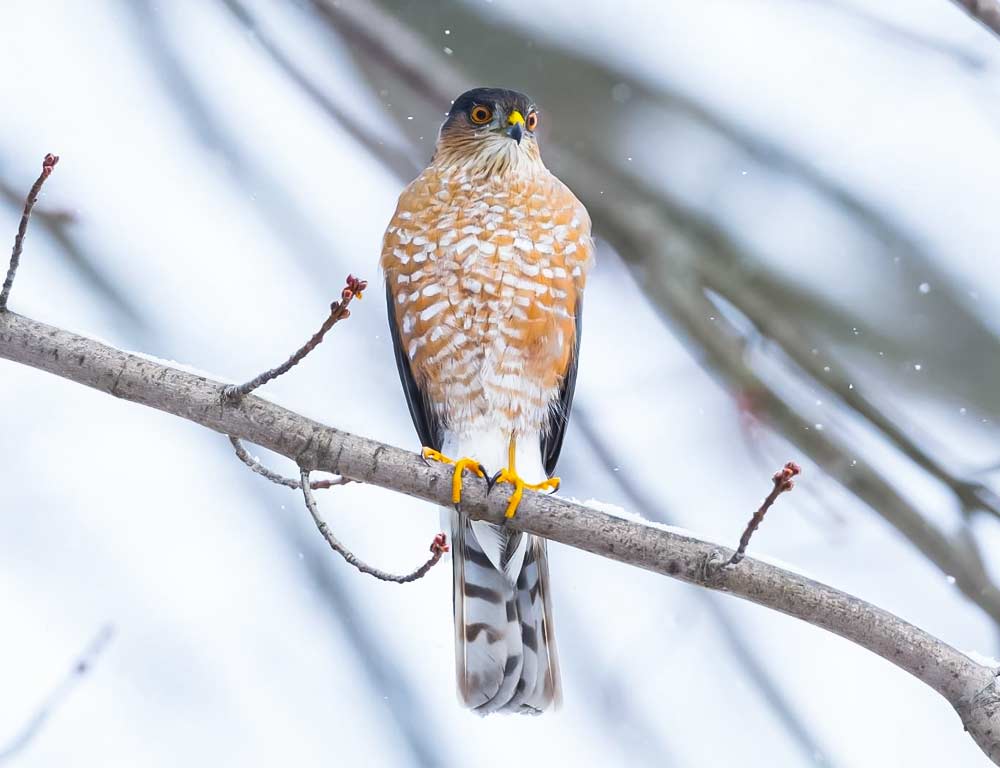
[447,87,534,119]
[440,87,537,139]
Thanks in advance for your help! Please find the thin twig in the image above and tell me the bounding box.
[229,435,351,489]
[219,0,420,180]
[0,623,115,764]
[223,274,367,401]
[796,0,987,70]
[726,462,802,567]
[0,154,59,311]
[300,468,448,584]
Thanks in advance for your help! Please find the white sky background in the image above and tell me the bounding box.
[2,1,1000,766]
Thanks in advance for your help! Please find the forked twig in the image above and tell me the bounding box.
[1,154,59,311]
[222,274,367,401]
[229,435,351,489]
[726,462,802,567]
[0,623,114,763]
[299,468,448,583]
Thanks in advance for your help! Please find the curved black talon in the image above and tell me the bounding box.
[487,470,504,493]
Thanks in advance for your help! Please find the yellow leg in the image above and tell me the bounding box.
[421,447,487,506]
[491,435,561,518]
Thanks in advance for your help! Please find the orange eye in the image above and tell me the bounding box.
[526,111,538,131]
[469,105,493,124]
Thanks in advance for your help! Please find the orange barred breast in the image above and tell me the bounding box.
[381,164,593,438]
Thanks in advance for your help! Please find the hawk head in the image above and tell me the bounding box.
[434,87,541,172]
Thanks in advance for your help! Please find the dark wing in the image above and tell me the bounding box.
[385,279,443,450]
[541,296,583,476]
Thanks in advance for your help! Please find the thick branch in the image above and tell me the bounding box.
[2,310,999,762]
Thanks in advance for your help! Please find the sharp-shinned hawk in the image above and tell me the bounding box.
[382,87,594,714]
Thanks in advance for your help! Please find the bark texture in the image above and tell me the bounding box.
[2,308,999,762]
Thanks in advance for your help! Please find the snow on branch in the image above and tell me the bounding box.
[2,310,1000,762]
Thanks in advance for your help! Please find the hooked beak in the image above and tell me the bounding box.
[506,110,525,144]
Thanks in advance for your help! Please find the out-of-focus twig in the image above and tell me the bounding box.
[307,0,1000,629]
[308,0,1000,432]
[219,0,420,180]
[126,0,341,278]
[601,207,1000,626]
[726,462,801,567]
[281,521,449,767]
[1,153,59,311]
[796,0,987,69]
[300,468,448,584]
[223,275,367,401]
[0,176,147,331]
[555,598,679,766]
[368,0,1000,394]
[700,264,1000,522]
[310,0,465,102]
[0,624,115,764]
[575,407,835,767]
[229,435,350,489]
[949,0,1000,39]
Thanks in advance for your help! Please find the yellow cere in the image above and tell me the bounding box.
[507,110,525,126]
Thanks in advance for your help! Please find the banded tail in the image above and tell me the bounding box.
[451,511,562,714]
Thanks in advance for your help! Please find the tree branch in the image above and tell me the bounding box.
[1,154,58,311]
[725,461,801,566]
[2,310,999,762]
[228,435,350,490]
[950,0,1000,38]
[222,275,367,401]
[300,468,449,583]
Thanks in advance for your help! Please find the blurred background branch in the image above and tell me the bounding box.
[949,0,1000,38]
[0,625,115,765]
[300,0,1000,627]
[4,1,1000,765]
[0,173,146,332]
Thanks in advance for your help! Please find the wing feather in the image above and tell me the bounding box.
[385,279,442,450]
[540,296,583,475]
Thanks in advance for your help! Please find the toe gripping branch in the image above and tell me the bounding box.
[422,437,561,519]
[491,435,560,519]
[421,447,487,508]
[491,467,560,519]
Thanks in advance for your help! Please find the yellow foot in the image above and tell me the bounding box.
[421,447,487,507]
[491,469,561,519]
